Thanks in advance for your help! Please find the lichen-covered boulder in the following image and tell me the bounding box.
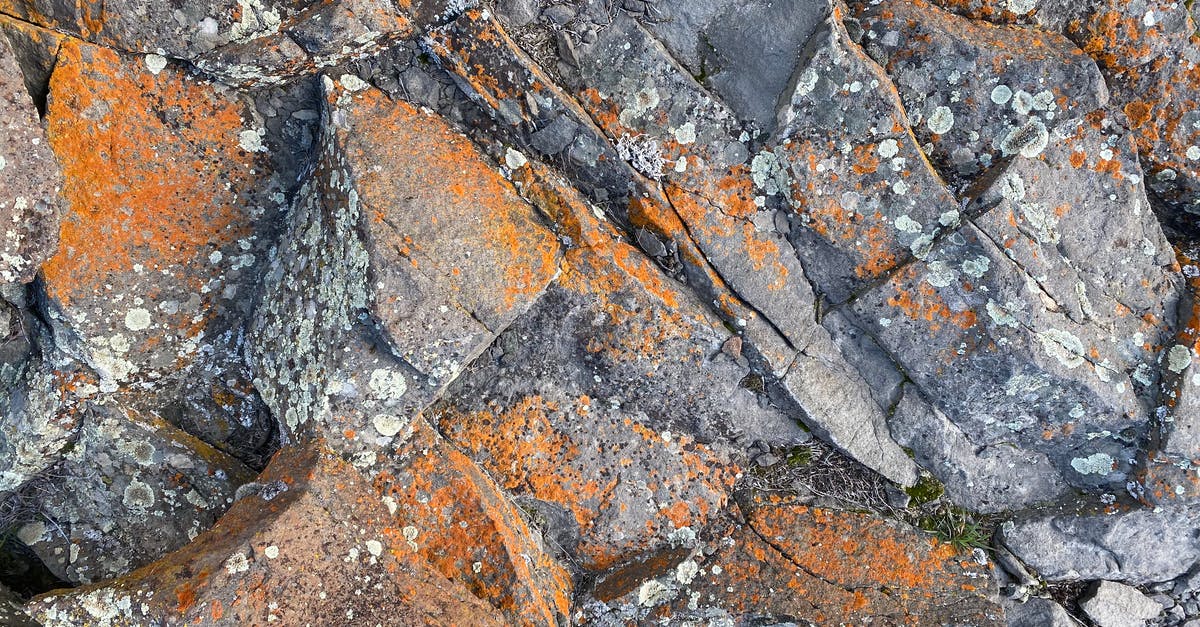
[20,406,253,583]
[584,494,1004,625]
[26,443,503,626]
[40,38,279,459]
[435,163,753,571]
[859,0,1108,184]
[250,74,559,437]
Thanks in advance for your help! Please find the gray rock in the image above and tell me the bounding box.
[999,506,1200,585]
[890,384,1067,513]
[495,0,540,27]
[774,11,958,304]
[641,0,829,130]
[22,405,252,583]
[1004,596,1080,627]
[847,108,1178,503]
[1080,580,1163,627]
[529,113,579,155]
[859,0,1107,184]
[571,13,917,485]
[0,34,60,284]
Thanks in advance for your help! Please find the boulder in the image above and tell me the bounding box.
[1080,580,1163,627]
[26,443,502,626]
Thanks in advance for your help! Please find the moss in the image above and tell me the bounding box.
[785,446,813,468]
[739,373,765,394]
[905,475,945,505]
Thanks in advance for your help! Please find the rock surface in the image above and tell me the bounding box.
[5,0,1200,624]
[1081,580,1164,627]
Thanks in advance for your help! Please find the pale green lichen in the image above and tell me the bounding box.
[1037,328,1086,369]
[1070,452,1114,476]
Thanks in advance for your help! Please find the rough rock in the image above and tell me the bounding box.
[436,165,751,570]
[0,583,37,627]
[371,414,572,625]
[248,76,571,623]
[999,505,1200,585]
[859,0,1108,184]
[20,405,252,584]
[0,0,310,59]
[1080,580,1163,627]
[848,108,1178,505]
[193,0,414,88]
[1143,247,1200,505]
[1066,1,1200,215]
[583,494,1003,625]
[41,37,279,460]
[0,32,59,284]
[1005,596,1081,627]
[890,384,1067,512]
[0,294,94,493]
[639,0,830,130]
[251,75,558,437]
[26,443,502,626]
[568,11,918,485]
[774,7,959,305]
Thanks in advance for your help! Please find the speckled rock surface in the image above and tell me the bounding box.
[0,32,58,284]
[22,405,253,584]
[9,0,1200,624]
[26,443,502,626]
[582,494,1004,625]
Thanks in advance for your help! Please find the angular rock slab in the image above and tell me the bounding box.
[859,0,1107,183]
[1080,580,1162,627]
[1143,248,1200,505]
[370,415,572,626]
[337,84,560,384]
[850,114,1179,503]
[570,13,918,486]
[775,8,959,304]
[21,406,253,584]
[0,0,311,59]
[1068,0,1200,214]
[309,321,573,626]
[41,37,279,450]
[0,34,60,284]
[639,0,830,130]
[252,76,557,435]
[585,495,1002,625]
[0,294,97,493]
[999,504,1200,585]
[437,166,752,571]
[27,443,502,626]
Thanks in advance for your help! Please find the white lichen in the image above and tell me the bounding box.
[1070,453,1114,476]
[926,106,955,135]
[1168,344,1194,373]
[124,308,152,331]
[1037,328,1086,369]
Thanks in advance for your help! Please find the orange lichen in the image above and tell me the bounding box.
[43,39,259,318]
